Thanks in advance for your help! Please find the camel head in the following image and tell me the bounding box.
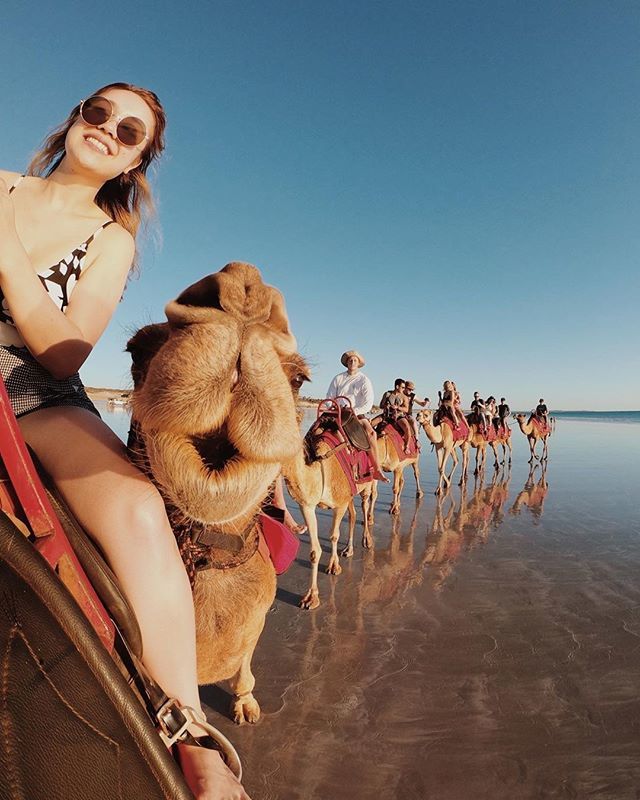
[127,262,310,528]
[416,409,433,427]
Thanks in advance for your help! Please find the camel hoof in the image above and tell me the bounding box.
[362,536,373,550]
[340,545,354,558]
[299,590,320,610]
[326,560,342,576]
[231,694,261,725]
[416,490,424,498]
[389,506,400,515]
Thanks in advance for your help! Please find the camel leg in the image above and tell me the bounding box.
[299,504,322,610]
[473,447,480,476]
[390,468,403,514]
[507,438,512,466]
[447,446,458,484]
[435,447,445,495]
[362,487,375,550]
[491,442,499,469]
[327,504,348,575]
[341,499,356,558]
[412,460,423,498]
[227,649,261,725]
[367,479,378,526]
[543,436,549,461]
[459,444,469,485]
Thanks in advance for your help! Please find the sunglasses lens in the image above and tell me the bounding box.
[117,117,146,147]
[81,96,111,126]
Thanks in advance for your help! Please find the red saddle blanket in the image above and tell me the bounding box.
[530,416,551,435]
[318,430,375,496]
[380,423,418,460]
[441,416,469,442]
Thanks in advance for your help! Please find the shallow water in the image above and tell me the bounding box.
[100,406,640,799]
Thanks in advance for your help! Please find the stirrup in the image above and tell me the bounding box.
[157,699,243,780]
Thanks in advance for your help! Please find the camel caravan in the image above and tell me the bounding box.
[0,261,554,797]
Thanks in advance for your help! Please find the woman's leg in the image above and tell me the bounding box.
[19,406,249,800]
[272,474,306,533]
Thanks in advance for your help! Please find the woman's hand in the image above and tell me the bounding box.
[176,745,252,800]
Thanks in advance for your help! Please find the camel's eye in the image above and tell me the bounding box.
[291,372,309,390]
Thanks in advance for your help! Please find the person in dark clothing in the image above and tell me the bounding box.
[535,398,549,427]
[498,397,510,430]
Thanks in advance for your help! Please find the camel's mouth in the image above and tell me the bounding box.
[190,425,239,473]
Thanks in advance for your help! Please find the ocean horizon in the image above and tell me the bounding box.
[548,410,640,424]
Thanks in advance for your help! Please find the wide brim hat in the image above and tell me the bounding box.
[341,350,365,368]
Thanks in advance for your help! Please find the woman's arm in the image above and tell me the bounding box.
[0,179,134,378]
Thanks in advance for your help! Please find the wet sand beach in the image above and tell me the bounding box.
[99,403,640,800]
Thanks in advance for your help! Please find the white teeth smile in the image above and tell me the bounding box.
[86,136,110,155]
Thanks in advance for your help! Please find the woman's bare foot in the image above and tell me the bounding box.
[283,508,307,534]
[372,469,390,483]
[176,743,251,800]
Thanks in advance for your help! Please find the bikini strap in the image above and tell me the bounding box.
[83,219,115,249]
[7,175,25,194]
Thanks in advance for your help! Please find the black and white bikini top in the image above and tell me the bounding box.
[0,175,114,329]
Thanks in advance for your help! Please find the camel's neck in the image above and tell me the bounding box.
[420,422,443,445]
[517,417,533,434]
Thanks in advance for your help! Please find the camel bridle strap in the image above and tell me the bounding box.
[127,421,260,581]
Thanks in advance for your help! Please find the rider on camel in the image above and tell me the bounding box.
[439,380,466,427]
[326,351,389,482]
[404,380,428,444]
[534,398,549,429]
[471,392,488,433]
[498,397,510,432]
[372,378,414,455]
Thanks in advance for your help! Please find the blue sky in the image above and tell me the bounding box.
[2,1,638,410]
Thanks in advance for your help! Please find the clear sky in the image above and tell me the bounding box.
[2,1,638,410]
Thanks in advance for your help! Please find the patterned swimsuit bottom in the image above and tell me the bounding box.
[0,345,98,419]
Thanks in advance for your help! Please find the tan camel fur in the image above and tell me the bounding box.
[374,428,423,516]
[465,418,502,475]
[340,432,423,558]
[515,414,550,463]
[416,409,471,493]
[283,435,374,610]
[494,424,513,467]
[127,262,307,724]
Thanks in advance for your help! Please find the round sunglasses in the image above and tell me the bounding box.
[79,95,148,148]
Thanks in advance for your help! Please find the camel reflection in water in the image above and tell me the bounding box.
[422,467,512,589]
[253,466,554,797]
[509,462,548,522]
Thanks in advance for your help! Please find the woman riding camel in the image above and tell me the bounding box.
[0,84,249,799]
[439,380,465,427]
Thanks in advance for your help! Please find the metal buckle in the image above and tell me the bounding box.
[156,699,193,746]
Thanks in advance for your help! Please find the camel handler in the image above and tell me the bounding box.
[326,350,390,482]
[404,380,428,446]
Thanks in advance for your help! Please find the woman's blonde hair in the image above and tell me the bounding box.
[28,82,166,266]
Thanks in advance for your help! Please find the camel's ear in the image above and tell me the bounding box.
[166,262,298,354]
[126,323,170,387]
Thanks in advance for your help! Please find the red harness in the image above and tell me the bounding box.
[379,422,418,460]
[531,417,551,435]
[317,430,375,496]
[441,415,470,442]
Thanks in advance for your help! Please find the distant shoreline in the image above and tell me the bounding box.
[85,390,639,415]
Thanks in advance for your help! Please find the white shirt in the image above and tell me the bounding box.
[326,370,375,416]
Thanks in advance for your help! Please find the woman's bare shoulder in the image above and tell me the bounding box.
[83,222,135,277]
[0,169,24,186]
